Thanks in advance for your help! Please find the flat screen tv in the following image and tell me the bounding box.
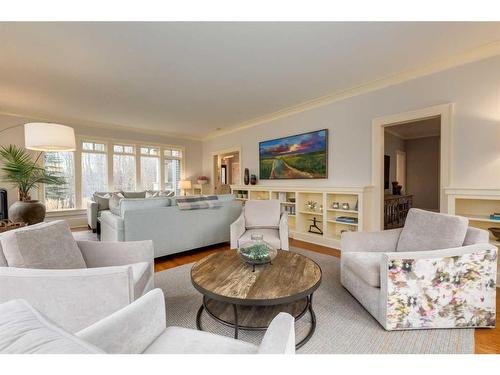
[259,129,328,180]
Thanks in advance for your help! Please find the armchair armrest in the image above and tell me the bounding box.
[0,266,134,333]
[279,211,289,250]
[78,240,154,268]
[76,289,166,354]
[379,243,497,330]
[258,312,295,354]
[341,228,402,253]
[230,212,246,249]
[87,200,98,230]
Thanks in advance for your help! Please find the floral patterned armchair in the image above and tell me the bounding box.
[341,209,497,330]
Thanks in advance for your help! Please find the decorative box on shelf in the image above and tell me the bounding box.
[230,185,373,249]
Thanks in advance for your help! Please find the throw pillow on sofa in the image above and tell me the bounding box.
[0,221,87,269]
[93,193,111,210]
[122,191,146,199]
[109,192,124,215]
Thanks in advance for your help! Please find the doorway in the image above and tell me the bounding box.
[212,148,241,195]
[371,104,453,230]
[383,117,441,229]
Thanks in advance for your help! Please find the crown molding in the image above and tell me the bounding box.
[203,39,500,141]
[0,109,203,142]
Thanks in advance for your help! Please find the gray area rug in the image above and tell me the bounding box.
[155,247,474,354]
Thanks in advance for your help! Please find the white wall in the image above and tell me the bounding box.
[202,55,500,191]
[0,113,203,208]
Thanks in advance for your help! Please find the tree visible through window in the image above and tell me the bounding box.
[44,152,76,210]
[113,144,136,191]
[81,141,107,203]
[140,147,160,190]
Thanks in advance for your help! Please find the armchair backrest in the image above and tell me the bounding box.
[463,226,490,245]
[244,199,281,229]
[0,299,104,354]
[397,208,471,252]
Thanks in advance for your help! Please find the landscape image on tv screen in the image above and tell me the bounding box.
[259,129,328,179]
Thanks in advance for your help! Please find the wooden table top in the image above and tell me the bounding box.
[190,249,322,306]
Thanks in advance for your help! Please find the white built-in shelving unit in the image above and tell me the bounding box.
[231,185,373,249]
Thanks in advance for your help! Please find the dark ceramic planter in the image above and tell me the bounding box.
[8,200,46,225]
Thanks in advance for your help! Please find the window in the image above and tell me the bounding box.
[44,152,76,211]
[113,144,136,191]
[140,146,160,190]
[164,148,182,195]
[81,141,108,204]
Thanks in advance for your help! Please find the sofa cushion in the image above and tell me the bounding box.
[244,200,281,229]
[122,191,146,199]
[342,252,382,287]
[238,228,281,250]
[120,197,171,216]
[144,326,258,354]
[0,299,103,354]
[93,193,111,210]
[0,221,86,269]
[130,262,152,299]
[396,209,469,252]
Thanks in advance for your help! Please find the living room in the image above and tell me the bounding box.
[1,1,500,373]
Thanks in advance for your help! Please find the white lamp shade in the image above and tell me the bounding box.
[179,180,192,190]
[24,123,76,151]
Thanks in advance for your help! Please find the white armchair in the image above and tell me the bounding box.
[0,289,296,354]
[230,199,289,250]
[0,220,154,332]
[341,209,497,330]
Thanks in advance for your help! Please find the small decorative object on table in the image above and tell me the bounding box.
[250,174,257,185]
[342,202,350,210]
[244,168,250,185]
[306,200,317,211]
[237,234,277,272]
[332,202,340,209]
[197,176,209,185]
[0,219,27,233]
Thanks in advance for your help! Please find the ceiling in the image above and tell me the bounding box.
[1,22,500,139]
[386,117,441,139]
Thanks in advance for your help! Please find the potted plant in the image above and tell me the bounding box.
[0,145,66,225]
[197,175,209,185]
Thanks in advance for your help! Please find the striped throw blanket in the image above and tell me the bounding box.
[176,195,222,210]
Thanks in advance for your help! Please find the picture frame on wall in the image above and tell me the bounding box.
[259,129,328,180]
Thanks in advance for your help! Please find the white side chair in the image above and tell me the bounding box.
[230,199,289,251]
[0,220,154,332]
[0,289,296,354]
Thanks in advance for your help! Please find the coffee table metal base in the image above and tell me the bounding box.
[196,294,316,349]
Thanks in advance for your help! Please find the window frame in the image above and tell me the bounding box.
[42,136,186,212]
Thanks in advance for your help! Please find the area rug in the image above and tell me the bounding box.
[155,247,474,354]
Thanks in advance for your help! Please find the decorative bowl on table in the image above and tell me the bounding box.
[488,227,500,241]
[237,234,277,269]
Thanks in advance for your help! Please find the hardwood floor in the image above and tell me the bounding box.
[154,238,499,354]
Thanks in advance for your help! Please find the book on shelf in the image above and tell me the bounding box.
[489,214,500,220]
[336,216,358,224]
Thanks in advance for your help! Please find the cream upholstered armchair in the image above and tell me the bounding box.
[230,199,289,251]
[0,289,296,354]
[341,209,497,331]
[0,220,154,333]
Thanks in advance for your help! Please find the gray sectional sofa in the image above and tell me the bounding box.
[100,195,242,258]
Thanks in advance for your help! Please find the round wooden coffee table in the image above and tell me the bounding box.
[190,249,322,349]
